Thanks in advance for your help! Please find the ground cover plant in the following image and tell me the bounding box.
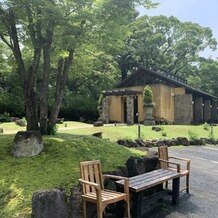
[0,131,143,217]
[57,123,218,142]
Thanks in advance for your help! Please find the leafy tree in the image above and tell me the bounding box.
[188,58,218,96]
[0,0,155,134]
[119,15,217,79]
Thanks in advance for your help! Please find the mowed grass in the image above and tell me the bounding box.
[59,124,218,141]
[0,133,143,218]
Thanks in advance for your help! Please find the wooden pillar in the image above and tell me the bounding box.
[203,100,211,122]
[211,100,218,123]
[194,97,203,124]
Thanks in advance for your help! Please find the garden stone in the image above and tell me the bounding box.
[69,187,82,218]
[10,117,19,122]
[177,137,190,146]
[151,126,162,132]
[15,119,26,126]
[171,138,180,146]
[0,128,3,133]
[117,139,127,146]
[163,139,172,146]
[93,121,103,127]
[135,139,147,147]
[92,132,103,138]
[142,157,159,172]
[144,140,153,147]
[32,189,69,218]
[156,140,165,147]
[11,131,43,157]
[126,156,146,177]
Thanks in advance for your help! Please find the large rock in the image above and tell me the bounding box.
[11,131,43,157]
[32,189,69,218]
[126,156,146,177]
[177,137,190,146]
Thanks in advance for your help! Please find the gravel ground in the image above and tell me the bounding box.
[147,145,218,218]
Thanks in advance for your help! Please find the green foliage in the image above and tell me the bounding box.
[47,124,58,135]
[203,122,210,131]
[0,112,10,123]
[0,134,143,217]
[98,93,104,109]
[161,131,167,137]
[119,15,217,81]
[143,85,154,106]
[188,131,199,140]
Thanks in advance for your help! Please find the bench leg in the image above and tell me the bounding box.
[172,177,180,205]
[132,192,143,218]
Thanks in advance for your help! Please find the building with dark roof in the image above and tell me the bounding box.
[100,68,218,124]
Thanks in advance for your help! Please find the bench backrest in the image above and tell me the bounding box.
[158,146,169,168]
[80,160,104,193]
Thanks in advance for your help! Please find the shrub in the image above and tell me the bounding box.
[47,124,58,135]
[161,131,167,137]
[143,85,155,107]
[203,122,210,131]
[0,112,10,123]
[188,131,198,140]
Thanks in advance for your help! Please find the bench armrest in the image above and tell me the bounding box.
[159,159,181,173]
[79,179,100,190]
[168,156,191,170]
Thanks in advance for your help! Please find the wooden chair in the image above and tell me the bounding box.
[79,160,130,218]
[158,146,191,193]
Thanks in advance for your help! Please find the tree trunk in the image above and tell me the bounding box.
[50,48,74,127]
[39,29,53,135]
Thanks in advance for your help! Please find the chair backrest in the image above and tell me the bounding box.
[80,160,104,194]
[158,146,169,168]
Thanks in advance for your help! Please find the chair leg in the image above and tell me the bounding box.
[97,202,103,218]
[125,200,131,218]
[83,200,87,218]
[186,174,190,193]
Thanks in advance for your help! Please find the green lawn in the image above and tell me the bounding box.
[58,124,218,141]
[0,133,143,218]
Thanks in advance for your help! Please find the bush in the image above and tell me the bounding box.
[188,131,198,140]
[143,85,155,107]
[161,131,167,137]
[47,124,58,135]
[203,122,210,131]
[0,112,10,123]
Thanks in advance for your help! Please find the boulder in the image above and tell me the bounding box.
[163,139,172,146]
[11,131,43,157]
[126,156,146,177]
[144,140,153,148]
[117,139,127,146]
[92,132,103,138]
[142,157,159,172]
[151,126,162,132]
[177,137,190,146]
[93,121,103,127]
[32,189,69,218]
[171,138,180,146]
[155,140,165,147]
[15,119,26,127]
[69,187,82,218]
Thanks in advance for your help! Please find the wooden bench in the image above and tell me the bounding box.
[116,168,180,218]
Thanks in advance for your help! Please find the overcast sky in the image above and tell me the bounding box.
[138,0,218,59]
